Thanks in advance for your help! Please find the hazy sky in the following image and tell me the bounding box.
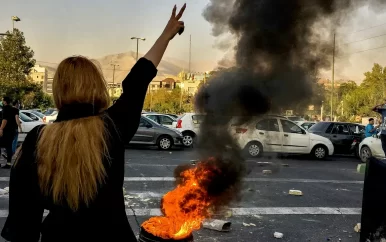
[2,1,386,81]
[0,0,222,71]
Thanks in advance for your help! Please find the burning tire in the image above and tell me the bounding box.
[311,145,327,160]
[245,141,263,157]
[139,227,193,242]
[157,136,173,150]
[360,146,372,163]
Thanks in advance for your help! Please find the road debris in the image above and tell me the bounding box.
[274,232,284,239]
[3,187,9,192]
[263,170,272,174]
[289,190,303,196]
[242,222,256,227]
[203,219,231,232]
[225,210,232,218]
[354,223,361,233]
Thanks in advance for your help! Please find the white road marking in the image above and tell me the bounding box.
[123,177,363,184]
[126,207,361,216]
[0,177,363,184]
[0,207,361,218]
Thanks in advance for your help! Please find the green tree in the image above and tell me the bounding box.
[0,29,36,94]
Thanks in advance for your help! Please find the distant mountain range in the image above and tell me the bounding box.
[38,51,215,83]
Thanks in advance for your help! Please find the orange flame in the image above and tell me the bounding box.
[142,160,218,240]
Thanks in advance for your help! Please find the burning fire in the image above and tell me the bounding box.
[142,159,220,240]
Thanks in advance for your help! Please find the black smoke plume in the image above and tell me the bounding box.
[176,0,386,211]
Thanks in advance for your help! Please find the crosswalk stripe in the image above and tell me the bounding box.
[0,207,361,218]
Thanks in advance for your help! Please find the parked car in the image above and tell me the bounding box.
[142,113,177,129]
[285,116,305,122]
[166,114,179,119]
[45,112,58,123]
[128,116,183,150]
[174,113,205,147]
[359,134,385,162]
[308,122,365,156]
[0,110,44,142]
[20,110,48,123]
[296,121,316,130]
[232,115,334,159]
[44,108,57,116]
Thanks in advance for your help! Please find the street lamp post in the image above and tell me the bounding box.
[11,16,21,33]
[131,37,146,61]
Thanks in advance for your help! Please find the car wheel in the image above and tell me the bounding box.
[157,136,173,150]
[246,142,263,157]
[312,145,327,160]
[182,133,194,147]
[360,146,372,163]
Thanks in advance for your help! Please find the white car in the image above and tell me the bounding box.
[20,110,48,123]
[142,113,177,129]
[359,135,385,162]
[295,121,316,130]
[18,112,44,142]
[174,113,204,147]
[233,115,334,159]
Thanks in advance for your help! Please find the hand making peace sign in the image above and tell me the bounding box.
[162,3,186,40]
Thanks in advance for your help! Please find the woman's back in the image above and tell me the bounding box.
[3,58,157,242]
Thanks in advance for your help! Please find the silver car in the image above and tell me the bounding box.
[129,116,183,150]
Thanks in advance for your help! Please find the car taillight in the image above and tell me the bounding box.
[236,128,248,133]
[43,117,46,123]
[176,120,182,128]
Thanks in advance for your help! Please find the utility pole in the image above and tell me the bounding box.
[189,35,191,73]
[331,32,336,120]
[110,63,119,97]
[131,37,146,61]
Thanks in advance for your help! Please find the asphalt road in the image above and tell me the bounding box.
[0,148,364,242]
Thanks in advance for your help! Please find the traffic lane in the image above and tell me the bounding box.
[128,215,360,242]
[120,181,362,209]
[124,160,363,182]
[0,177,363,209]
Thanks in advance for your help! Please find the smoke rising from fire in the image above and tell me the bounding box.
[185,0,386,210]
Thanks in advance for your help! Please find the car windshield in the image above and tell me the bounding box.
[31,111,45,118]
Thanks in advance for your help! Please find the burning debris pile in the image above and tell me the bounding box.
[141,157,238,240]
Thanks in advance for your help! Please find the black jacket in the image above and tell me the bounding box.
[2,58,157,241]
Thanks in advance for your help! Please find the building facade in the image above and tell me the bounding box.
[29,65,47,85]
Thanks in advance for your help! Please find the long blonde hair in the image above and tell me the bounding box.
[36,56,110,211]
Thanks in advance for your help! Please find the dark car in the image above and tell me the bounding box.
[128,116,183,150]
[308,122,365,156]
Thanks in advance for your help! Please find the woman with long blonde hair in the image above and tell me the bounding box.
[1,4,186,241]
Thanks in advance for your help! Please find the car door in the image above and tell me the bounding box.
[159,115,175,128]
[328,123,352,154]
[131,117,156,143]
[255,118,282,152]
[280,119,310,154]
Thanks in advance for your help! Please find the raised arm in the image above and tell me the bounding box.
[106,4,186,141]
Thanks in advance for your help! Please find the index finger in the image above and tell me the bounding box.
[171,5,177,18]
[176,3,186,20]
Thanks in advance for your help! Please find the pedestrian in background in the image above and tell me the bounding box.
[12,101,22,154]
[372,99,386,155]
[365,118,378,138]
[1,4,186,242]
[0,97,18,168]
